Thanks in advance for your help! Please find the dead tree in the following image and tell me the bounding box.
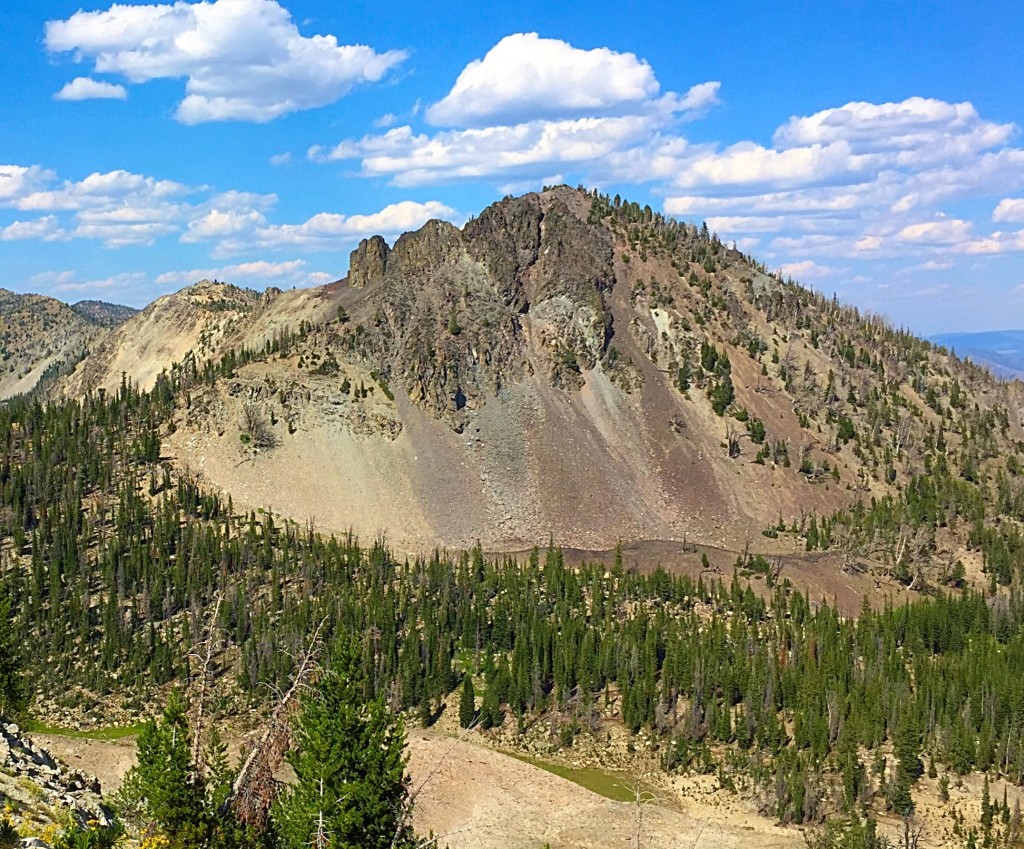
[222,618,328,828]
[241,403,276,450]
[188,594,222,778]
[900,814,924,849]
[726,421,742,458]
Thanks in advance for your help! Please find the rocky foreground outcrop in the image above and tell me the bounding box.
[0,721,112,836]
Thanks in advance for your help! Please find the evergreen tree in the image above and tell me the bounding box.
[459,673,477,729]
[273,637,415,849]
[890,718,921,815]
[0,597,27,718]
[131,690,209,847]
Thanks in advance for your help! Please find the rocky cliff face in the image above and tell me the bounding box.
[334,190,616,429]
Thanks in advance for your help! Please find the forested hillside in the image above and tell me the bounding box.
[1,339,1024,846]
[0,289,102,401]
[3,188,1024,846]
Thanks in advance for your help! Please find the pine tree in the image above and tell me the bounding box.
[0,597,27,718]
[273,637,416,849]
[459,673,477,728]
[130,689,209,847]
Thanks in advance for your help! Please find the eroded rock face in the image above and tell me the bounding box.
[347,235,391,288]
[0,722,112,831]
[334,189,619,425]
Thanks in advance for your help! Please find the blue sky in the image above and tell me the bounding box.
[2,1,1024,334]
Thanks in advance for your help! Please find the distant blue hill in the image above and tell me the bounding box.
[928,330,1024,380]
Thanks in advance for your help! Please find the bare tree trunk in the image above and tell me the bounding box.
[221,618,327,826]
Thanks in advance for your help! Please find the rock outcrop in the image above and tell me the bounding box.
[0,722,112,832]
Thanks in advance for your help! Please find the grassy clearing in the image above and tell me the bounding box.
[23,719,145,740]
[506,752,645,803]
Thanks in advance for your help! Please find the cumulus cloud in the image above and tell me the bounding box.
[659,96,1024,267]
[16,169,192,213]
[313,115,664,187]
[0,164,266,248]
[425,33,712,127]
[45,0,406,123]
[0,165,54,202]
[778,259,842,281]
[0,216,65,242]
[0,159,453,260]
[898,218,973,244]
[10,169,197,247]
[671,140,866,190]
[154,259,332,288]
[23,270,150,302]
[994,198,1024,224]
[182,208,269,242]
[959,229,1024,255]
[27,271,77,288]
[773,98,1013,154]
[203,200,458,254]
[54,77,128,101]
[52,272,149,295]
[313,34,718,187]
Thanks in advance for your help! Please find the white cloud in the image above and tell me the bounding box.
[269,152,292,167]
[219,200,457,254]
[898,218,972,244]
[994,198,1024,223]
[154,259,331,288]
[27,270,77,288]
[773,98,1013,155]
[426,33,714,127]
[0,160,451,259]
[959,229,1024,255]
[1,216,65,241]
[16,169,192,212]
[659,96,1024,269]
[778,260,842,280]
[52,272,148,295]
[0,165,54,202]
[182,208,268,242]
[672,140,866,190]
[312,34,717,188]
[54,77,128,101]
[315,115,664,187]
[45,0,406,123]
[854,236,883,252]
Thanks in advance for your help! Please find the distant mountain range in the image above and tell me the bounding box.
[928,330,1024,380]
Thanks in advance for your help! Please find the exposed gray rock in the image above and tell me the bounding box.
[0,721,112,829]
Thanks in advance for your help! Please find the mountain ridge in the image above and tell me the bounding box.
[5,187,1021,567]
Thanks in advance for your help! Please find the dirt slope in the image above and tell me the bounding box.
[58,281,266,397]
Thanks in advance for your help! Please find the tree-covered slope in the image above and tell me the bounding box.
[0,289,103,400]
